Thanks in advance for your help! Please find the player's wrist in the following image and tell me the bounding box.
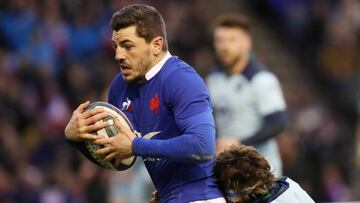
[128,131,137,142]
[131,136,141,156]
[64,130,78,142]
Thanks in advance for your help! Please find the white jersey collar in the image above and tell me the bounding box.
[145,51,172,81]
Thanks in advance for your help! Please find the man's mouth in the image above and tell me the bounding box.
[120,64,132,75]
[119,63,130,69]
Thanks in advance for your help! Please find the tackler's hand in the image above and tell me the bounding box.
[216,137,240,156]
[64,101,109,142]
[150,190,159,203]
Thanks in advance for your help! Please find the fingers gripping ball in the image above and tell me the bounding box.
[84,101,137,171]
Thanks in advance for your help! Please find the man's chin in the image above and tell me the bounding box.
[123,77,135,83]
[221,59,239,69]
[218,58,231,66]
[122,74,145,84]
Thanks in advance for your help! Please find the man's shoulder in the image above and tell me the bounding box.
[242,61,269,81]
[244,61,280,87]
[251,70,280,88]
[162,56,196,75]
[109,73,137,96]
[159,57,209,100]
[206,67,226,83]
[110,73,126,89]
[160,56,201,83]
[206,61,271,82]
[270,177,314,203]
[262,177,289,203]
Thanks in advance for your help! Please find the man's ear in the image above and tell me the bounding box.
[151,36,164,55]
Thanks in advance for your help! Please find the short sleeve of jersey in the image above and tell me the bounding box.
[252,72,286,116]
[164,68,214,129]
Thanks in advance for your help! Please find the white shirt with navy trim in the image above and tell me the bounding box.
[272,178,315,203]
[207,62,286,176]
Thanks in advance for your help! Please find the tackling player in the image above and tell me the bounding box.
[214,145,315,203]
[64,4,225,203]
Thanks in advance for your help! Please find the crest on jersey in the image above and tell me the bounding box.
[150,93,160,113]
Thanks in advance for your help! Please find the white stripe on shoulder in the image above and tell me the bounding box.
[190,197,227,203]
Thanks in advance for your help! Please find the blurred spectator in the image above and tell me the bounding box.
[0,0,38,51]
[66,1,106,61]
[321,162,352,202]
[18,26,57,77]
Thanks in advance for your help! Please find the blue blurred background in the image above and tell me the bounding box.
[0,0,360,202]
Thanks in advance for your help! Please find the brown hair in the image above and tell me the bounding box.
[212,13,252,34]
[214,145,274,203]
[111,4,168,51]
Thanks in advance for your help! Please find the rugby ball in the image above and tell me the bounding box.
[84,101,137,171]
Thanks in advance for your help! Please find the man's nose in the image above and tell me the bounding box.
[115,48,125,61]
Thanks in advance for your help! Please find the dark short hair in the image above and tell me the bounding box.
[214,145,274,203]
[111,4,168,51]
[212,13,251,34]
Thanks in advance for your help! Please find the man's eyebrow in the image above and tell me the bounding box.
[119,39,133,44]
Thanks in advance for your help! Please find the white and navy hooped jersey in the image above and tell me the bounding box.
[207,61,286,176]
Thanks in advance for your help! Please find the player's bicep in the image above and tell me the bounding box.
[166,70,214,128]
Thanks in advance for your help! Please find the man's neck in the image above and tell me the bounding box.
[227,52,250,75]
[229,56,249,75]
[143,50,170,82]
[151,51,167,68]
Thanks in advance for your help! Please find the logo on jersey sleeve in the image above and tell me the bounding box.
[149,93,160,113]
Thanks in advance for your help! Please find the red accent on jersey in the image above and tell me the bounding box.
[150,93,160,113]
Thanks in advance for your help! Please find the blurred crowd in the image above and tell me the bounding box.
[249,0,360,201]
[0,0,359,202]
[253,0,360,117]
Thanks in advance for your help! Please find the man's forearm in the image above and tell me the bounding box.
[132,124,215,162]
[242,111,287,145]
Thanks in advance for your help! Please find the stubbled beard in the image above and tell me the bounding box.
[124,74,145,84]
[123,58,151,84]
[220,54,241,72]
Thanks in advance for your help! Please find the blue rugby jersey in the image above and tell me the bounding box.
[108,56,223,203]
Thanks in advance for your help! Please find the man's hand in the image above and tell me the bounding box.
[150,190,159,203]
[64,101,109,142]
[216,137,240,156]
[93,117,137,162]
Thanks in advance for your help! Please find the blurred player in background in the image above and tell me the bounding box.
[214,145,315,203]
[64,4,225,203]
[206,13,287,176]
